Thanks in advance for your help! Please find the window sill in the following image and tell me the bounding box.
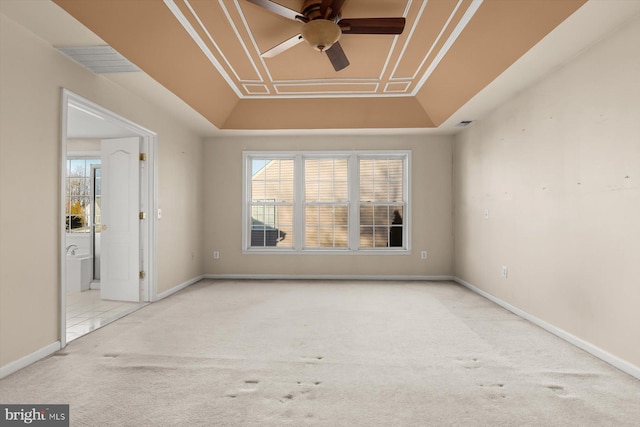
[242,249,412,256]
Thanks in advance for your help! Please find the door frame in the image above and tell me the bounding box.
[90,164,101,282]
[60,89,158,348]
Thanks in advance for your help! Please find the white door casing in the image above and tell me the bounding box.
[61,89,157,350]
[100,137,140,302]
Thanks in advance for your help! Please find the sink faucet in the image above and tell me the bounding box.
[66,244,78,255]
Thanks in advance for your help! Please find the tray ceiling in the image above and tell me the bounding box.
[52,0,587,130]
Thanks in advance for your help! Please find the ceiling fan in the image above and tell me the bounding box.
[247,0,406,71]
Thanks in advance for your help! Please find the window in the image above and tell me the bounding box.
[66,158,100,233]
[249,158,294,248]
[243,151,410,253]
[359,157,405,248]
[304,158,349,248]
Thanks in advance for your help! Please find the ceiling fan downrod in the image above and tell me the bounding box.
[302,0,332,21]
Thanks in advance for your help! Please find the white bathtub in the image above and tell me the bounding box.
[66,253,92,292]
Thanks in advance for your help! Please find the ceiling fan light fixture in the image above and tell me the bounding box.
[301,19,341,52]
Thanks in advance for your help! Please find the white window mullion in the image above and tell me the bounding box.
[293,154,304,250]
[348,154,359,250]
[242,154,249,249]
[404,154,411,252]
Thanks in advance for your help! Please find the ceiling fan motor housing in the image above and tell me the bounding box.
[302,0,325,20]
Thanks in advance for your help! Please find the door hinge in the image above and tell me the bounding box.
[139,211,146,220]
[139,153,147,161]
[139,271,146,279]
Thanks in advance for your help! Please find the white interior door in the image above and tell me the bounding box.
[100,137,140,302]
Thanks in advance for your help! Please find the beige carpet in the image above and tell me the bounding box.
[1,280,639,426]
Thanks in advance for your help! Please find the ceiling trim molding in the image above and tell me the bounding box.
[183,0,250,83]
[213,0,265,82]
[389,0,463,81]
[168,0,444,99]
[243,83,270,94]
[274,82,379,95]
[411,0,483,96]
[384,82,411,93]
[375,0,414,80]
[388,0,430,81]
[163,0,243,97]
[232,0,278,87]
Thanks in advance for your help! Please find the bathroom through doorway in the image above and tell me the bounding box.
[61,90,157,346]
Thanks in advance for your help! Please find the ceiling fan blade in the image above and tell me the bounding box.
[261,34,304,58]
[246,0,306,22]
[339,17,406,34]
[325,42,349,71]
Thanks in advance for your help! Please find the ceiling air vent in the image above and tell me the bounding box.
[455,120,474,127]
[57,45,140,74]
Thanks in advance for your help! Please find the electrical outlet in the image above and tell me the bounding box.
[213,251,220,259]
[501,266,508,278]
[421,251,427,259]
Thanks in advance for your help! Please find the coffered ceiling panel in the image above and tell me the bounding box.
[163,0,488,98]
[53,0,587,130]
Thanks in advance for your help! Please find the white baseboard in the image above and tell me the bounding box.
[204,274,454,281]
[155,275,204,301]
[0,341,61,379]
[453,276,640,380]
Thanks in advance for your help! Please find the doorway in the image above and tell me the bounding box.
[60,90,157,346]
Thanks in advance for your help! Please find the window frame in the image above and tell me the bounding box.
[65,156,101,234]
[242,150,411,255]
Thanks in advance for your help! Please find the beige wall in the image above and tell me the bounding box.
[454,16,640,367]
[0,14,204,367]
[203,134,454,277]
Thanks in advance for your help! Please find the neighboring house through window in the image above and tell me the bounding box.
[243,151,410,253]
[249,158,293,248]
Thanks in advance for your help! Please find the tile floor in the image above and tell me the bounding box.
[66,289,141,342]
